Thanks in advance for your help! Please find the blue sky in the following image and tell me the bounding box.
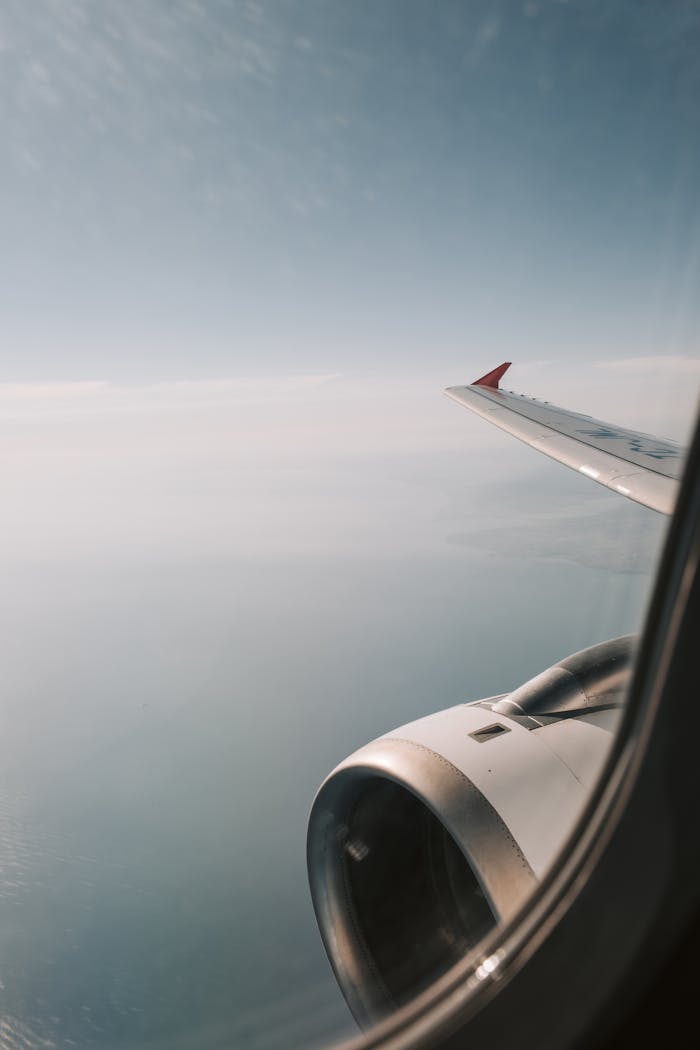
[0,0,698,381]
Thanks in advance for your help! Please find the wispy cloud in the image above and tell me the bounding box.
[0,380,108,400]
[597,355,700,374]
[0,373,340,418]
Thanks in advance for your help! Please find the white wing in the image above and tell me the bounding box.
[445,363,684,515]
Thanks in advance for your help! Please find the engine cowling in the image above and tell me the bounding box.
[307,636,633,1027]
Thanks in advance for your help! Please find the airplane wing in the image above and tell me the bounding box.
[445,362,684,515]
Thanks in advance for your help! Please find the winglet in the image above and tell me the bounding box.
[472,362,511,389]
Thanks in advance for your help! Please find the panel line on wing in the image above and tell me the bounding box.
[465,386,683,481]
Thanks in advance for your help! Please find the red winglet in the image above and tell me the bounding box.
[472,361,512,389]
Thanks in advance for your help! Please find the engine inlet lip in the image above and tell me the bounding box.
[307,738,537,1027]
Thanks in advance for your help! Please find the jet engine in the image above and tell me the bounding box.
[307,636,633,1027]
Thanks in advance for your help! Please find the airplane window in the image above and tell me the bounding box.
[0,4,698,1050]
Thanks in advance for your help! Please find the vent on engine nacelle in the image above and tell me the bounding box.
[469,722,511,742]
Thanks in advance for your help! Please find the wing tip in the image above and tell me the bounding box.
[472,362,512,389]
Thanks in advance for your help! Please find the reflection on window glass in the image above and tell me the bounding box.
[0,3,698,1048]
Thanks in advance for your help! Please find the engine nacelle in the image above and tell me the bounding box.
[307,637,633,1027]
